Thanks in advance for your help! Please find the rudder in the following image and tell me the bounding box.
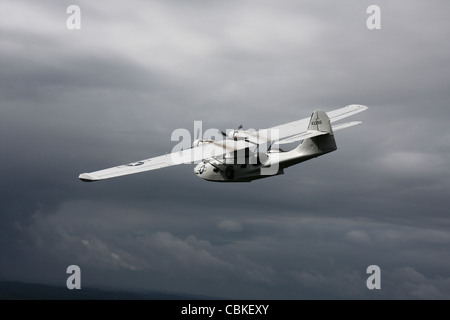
[308,110,333,134]
[297,109,337,156]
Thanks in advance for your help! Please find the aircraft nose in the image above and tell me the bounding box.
[194,163,207,175]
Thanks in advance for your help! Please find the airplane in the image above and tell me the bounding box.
[78,104,368,183]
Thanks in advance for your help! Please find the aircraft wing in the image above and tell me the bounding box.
[327,104,368,123]
[79,104,367,181]
[79,139,250,182]
[332,121,362,131]
[254,104,368,145]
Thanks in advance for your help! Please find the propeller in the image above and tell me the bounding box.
[218,125,244,139]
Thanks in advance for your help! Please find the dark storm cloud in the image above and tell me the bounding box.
[1,0,450,299]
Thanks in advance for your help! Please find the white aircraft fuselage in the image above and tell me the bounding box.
[193,132,337,182]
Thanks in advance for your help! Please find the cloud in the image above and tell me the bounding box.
[8,200,449,298]
[292,269,367,299]
[1,0,450,299]
[346,230,370,243]
[377,151,447,178]
[387,267,450,299]
[217,220,243,232]
[149,232,233,270]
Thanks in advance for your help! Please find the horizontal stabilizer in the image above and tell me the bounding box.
[332,121,362,131]
[275,130,327,145]
[327,105,368,123]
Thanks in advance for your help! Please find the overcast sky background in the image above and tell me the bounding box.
[1,0,450,299]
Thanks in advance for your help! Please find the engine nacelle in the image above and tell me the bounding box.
[228,130,247,141]
[192,139,213,148]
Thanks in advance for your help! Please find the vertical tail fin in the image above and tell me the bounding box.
[307,110,333,134]
[297,109,337,156]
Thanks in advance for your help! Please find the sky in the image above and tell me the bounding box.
[1,0,450,299]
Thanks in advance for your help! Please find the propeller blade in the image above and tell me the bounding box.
[217,129,227,137]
